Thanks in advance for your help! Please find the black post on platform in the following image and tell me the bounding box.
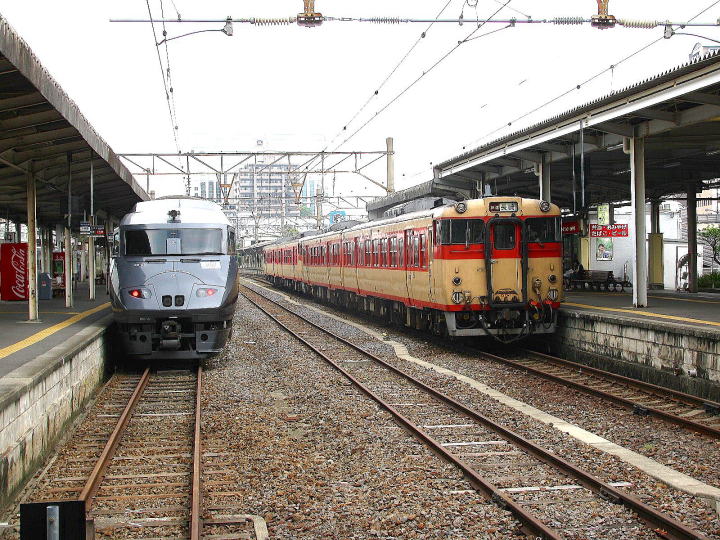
[20,501,86,540]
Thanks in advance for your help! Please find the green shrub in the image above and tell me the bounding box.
[698,272,720,288]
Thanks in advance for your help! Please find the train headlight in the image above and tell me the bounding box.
[196,288,218,297]
[548,274,557,283]
[455,201,468,214]
[452,277,462,286]
[548,288,559,301]
[127,288,151,299]
[539,200,551,213]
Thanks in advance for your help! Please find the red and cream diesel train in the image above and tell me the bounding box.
[240,197,563,342]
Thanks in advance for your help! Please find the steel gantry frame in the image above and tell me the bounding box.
[119,146,394,240]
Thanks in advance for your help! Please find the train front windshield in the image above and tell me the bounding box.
[125,229,224,255]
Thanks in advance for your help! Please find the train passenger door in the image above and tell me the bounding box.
[487,220,525,304]
[405,230,426,307]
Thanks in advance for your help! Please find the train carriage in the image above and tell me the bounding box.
[242,197,562,342]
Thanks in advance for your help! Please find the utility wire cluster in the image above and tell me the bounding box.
[125,0,720,183]
[462,0,720,152]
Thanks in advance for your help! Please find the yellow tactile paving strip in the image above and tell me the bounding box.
[0,302,111,360]
[563,302,720,328]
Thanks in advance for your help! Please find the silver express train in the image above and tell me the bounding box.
[110,197,238,359]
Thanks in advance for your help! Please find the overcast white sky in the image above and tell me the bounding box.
[1,0,719,197]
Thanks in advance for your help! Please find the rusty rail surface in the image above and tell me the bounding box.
[472,347,720,439]
[241,285,708,540]
[190,366,203,540]
[78,368,151,510]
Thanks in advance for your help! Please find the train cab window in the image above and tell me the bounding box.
[526,217,561,243]
[228,230,236,255]
[125,229,223,256]
[493,223,516,250]
[437,220,485,245]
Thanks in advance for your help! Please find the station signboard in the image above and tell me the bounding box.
[562,220,581,235]
[589,224,628,237]
[79,222,105,237]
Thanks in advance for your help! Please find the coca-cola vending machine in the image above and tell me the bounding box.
[0,243,28,301]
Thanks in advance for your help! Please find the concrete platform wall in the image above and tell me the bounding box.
[543,311,720,402]
[0,316,112,510]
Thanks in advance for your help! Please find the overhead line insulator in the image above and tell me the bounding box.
[617,19,660,29]
[552,17,584,25]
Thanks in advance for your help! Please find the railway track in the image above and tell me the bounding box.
[17,369,202,538]
[11,367,266,539]
[241,283,708,540]
[473,348,720,439]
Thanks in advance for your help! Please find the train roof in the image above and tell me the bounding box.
[121,197,231,227]
[250,196,560,249]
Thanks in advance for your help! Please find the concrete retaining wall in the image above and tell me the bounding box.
[541,310,720,402]
[0,316,112,510]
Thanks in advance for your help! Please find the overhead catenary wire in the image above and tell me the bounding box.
[159,0,180,140]
[334,1,515,151]
[326,0,456,150]
[145,0,181,153]
[462,0,720,152]
[111,16,720,28]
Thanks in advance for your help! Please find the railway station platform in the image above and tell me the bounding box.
[0,283,114,510]
[542,290,720,403]
[563,289,720,330]
[0,283,112,376]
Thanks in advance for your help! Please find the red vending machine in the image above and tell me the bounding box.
[52,252,65,295]
[0,242,28,301]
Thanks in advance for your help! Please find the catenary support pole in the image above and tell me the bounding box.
[687,183,698,293]
[630,136,648,307]
[65,154,73,308]
[540,153,551,202]
[89,153,96,300]
[386,137,395,194]
[648,199,664,289]
[26,162,38,321]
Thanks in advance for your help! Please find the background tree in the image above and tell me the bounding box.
[699,226,720,266]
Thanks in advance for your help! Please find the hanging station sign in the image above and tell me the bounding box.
[590,224,628,237]
[562,220,581,235]
[79,222,105,237]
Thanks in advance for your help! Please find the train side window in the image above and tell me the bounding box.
[420,234,427,268]
[380,239,387,267]
[408,235,417,267]
[365,240,371,266]
[389,237,398,267]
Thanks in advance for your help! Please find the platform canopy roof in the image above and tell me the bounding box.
[373,50,720,217]
[0,15,148,226]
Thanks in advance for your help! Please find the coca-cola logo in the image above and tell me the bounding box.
[10,246,26,297]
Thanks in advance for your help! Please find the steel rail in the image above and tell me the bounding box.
[473,347,720,439]
[525,348,719,410]
[190,366,203,540]
[240,288,559,540]
[78,368,151,511]
[241,285,708,540]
